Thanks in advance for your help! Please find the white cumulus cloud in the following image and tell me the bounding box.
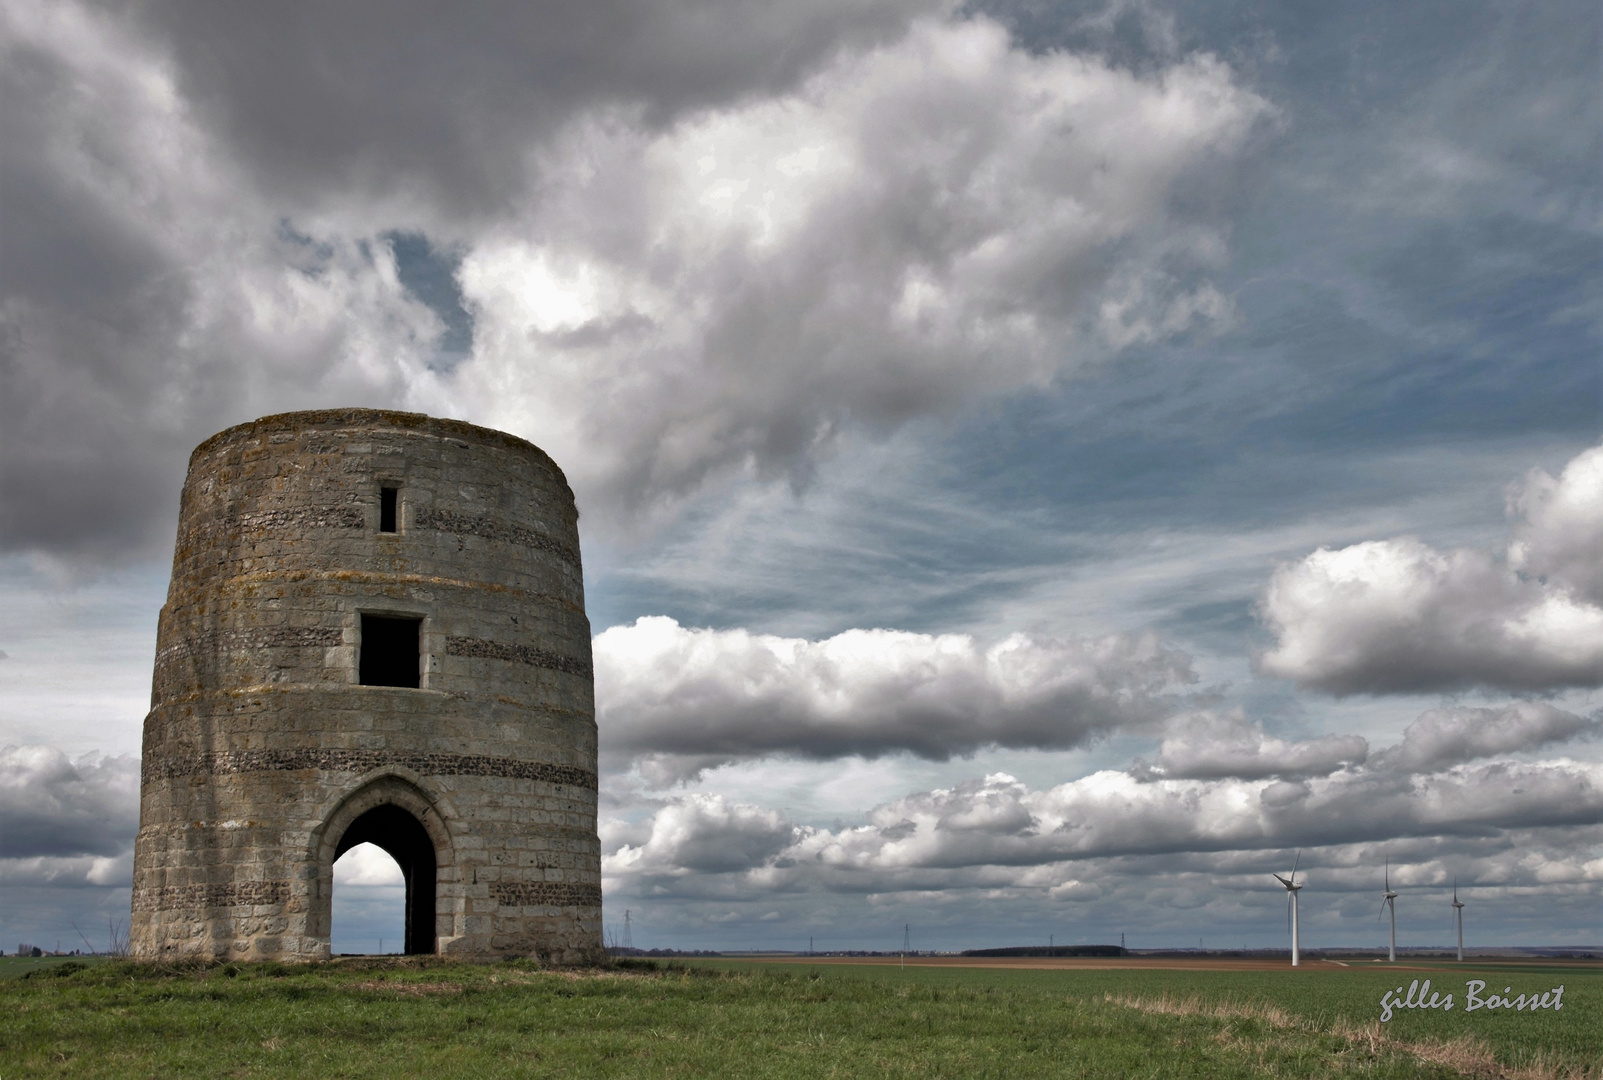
[1508,444,1603,605]
[1372,702,1601,772]
[607,793,801,876]
[1133,709,1369,780]
[460,19,1271,519]
[333,843,406,887]
[603,759,1603,898]
[1257,443,1603,695]
[595,616,1195,781]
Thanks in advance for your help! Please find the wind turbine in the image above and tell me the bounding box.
[1378,858,1398,962]
[1272,851,1303,967]
[1451,878,1465,962]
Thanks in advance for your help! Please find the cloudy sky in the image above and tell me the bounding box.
[1,0,1598,956]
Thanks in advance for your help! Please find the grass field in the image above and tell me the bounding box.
[0,955,1596,1078]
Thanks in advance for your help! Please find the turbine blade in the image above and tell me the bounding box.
[1290,849,1301,880]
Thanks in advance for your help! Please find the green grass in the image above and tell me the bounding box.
[0,957,109,981]
[707,960,1601,1076]
[0,957,1596,1078]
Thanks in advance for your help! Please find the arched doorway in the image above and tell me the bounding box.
[334,804,437,954]
[310,774,453,958]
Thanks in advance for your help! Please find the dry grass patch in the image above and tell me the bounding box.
[353,979,464,996]
[1328,1016,1601,1080]
[1109,992,1600,1080]
[1104,991,1295,1026]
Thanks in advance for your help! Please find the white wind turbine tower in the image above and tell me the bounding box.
[1272,851,1304,967]
[1378,858,1398,962]
[1451,878,1465,962]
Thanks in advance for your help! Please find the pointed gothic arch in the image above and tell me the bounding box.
[309,774,454,956]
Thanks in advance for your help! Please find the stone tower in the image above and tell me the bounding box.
[131,409,602,962]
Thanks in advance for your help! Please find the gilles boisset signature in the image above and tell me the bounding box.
[1379,979,1565,1022]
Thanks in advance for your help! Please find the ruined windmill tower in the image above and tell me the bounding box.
[131,409,602,962]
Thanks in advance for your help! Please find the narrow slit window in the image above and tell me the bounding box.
[360,615,421,688]
[379,487,399,533]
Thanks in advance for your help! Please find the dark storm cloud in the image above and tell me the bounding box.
[1,8,204,554]
[0,746,139,859]
[1,0,442,557]
[118,0,951,220]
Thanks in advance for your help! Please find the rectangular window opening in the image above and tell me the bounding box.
[379,487,399,533]
[360,615,422,688]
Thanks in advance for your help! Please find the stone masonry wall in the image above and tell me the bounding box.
[131,409,603,962]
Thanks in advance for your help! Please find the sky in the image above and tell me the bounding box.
[1,0,1599,956]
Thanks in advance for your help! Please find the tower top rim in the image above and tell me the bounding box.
[189,409,569,490]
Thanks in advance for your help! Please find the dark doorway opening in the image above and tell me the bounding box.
[360,615,421,687]
[380,487,399,533]
[335,805,437,955]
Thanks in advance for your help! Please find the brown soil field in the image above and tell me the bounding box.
[735,954,1601,974]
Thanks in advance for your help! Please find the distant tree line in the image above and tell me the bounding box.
[961,945,1126,958]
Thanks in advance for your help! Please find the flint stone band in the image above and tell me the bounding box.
[445,635,592,678]
[179,506,367,550]
[414,508,580,568]
[132,880,291,912]
[143,748,597,789]
[489,881,603,909]
[176,504,581,568]
[234,506,367,532]
[158,626,345,664]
